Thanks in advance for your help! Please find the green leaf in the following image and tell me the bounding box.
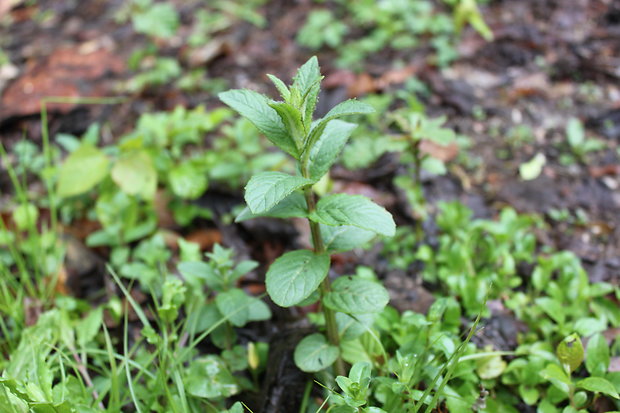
[567,118,584,148]
[476,354,507,380]
[215,289,271,327]
[292,56,321,96]
[222,401,245,413]
[215,289,249,327]
[76,307,103,347]
[321,224,377,253]
[336,313,375,341]
[111,150,157,199]
[57,144,109,197]
[308,120,357,180]
[536,297,565,325]
[576,377,619,399]
[324,276,389,314]
[541,363,571,394]
[574,317,606,337]
[310,194,395,236]
[556,334,584,373]
[519,153,546,181]
[185,356,239,399]
[132,2,179,38]
[219,89,299,158]
[169,161,208,200]
[586,333,610,376]
[244,171,314,214]
[269,102,305,147]
[178,261,222,291]
[265,250,329,307]
[306,100,374,152]
[235,192,308,222]
[302,81,321,130]
[267,74,290,101]
[294,333,339,372]
[12,203,38,231]
[322,99,375,121]
[518,384,539,406]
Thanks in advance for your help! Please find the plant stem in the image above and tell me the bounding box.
[302,186,346,377]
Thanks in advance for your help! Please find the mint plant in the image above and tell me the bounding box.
[219,57,395,375]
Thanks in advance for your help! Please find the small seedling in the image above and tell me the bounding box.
[562,117,606,165]
[219,57,395,375]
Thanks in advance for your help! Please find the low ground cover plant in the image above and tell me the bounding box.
[1,55,619,413]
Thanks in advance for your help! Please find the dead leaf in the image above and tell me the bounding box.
[1,45,124,119]
[24,296,43,326]
[185,228,222,250]
[347,72,376,97]
[419,140,460,162]
[589,164,620,178]
[54,265,70,295]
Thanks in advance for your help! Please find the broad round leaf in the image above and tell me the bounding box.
[185,356,239,399]
[556,334,584,373]
[169,162,208,200]
[294,333,339,372]
[57,144,109,197]
[265,250,329,307]
[324,276,390,314]
[215,289,250,327]
[111,150,157,199]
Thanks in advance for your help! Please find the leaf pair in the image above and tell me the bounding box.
[219,56,373,169]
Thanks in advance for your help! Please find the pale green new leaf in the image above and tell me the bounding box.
[294,333,339,372]
[324,276,390,314]
[302,81,321,130]
[219,89,299,158]
[111,150,158,199]
[321,224,377,253]
[567,117,584,148]
[292,56,321,96]
[310,194,395,236]
[235,192,308,222]
[308,120,357,180]
[267,74,291,101]
[57,144,109,197]
[244,171,314,214]
[269,102,305,145]
[265,250,329,307]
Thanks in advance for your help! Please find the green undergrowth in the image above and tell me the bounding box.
[0,57,619,413]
